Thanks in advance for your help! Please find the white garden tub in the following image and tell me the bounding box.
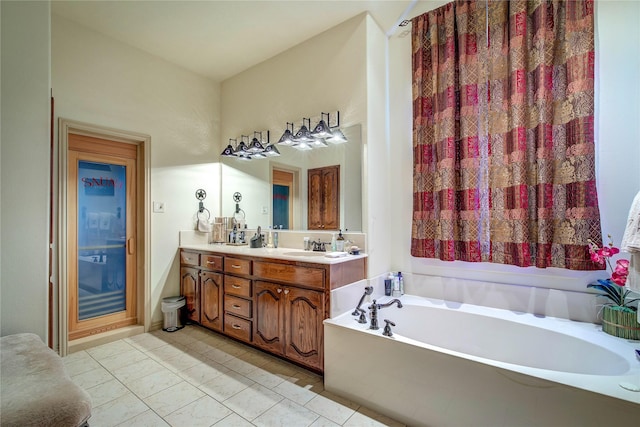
[324,295,640,426]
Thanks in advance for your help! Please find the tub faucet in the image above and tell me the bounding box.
[368,299,402,330]
[352,286,373,316]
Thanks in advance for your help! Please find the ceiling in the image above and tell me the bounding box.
[52,0,418,83]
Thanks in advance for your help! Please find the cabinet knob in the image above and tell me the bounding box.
[284,289,290,295]
[277,288,282,293]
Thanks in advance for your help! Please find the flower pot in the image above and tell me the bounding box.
[601,305,640,340]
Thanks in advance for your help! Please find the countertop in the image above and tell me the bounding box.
[179,244,368,265]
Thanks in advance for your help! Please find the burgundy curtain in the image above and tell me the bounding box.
[411,0,602,270]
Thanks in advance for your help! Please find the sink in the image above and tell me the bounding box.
[282,251,327,257]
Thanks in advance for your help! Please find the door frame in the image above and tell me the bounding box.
[58,118,150,356]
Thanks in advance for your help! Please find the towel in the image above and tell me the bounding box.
[620,191,640,324]
[621,190,640,253]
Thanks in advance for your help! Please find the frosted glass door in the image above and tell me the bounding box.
[77,161,127,320]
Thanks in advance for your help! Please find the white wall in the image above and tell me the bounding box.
[388,0,640,315]
[52,15,222,326]
[220,13,391,276]
[1,0,51,339]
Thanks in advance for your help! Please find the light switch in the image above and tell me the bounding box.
[153,201,165,213]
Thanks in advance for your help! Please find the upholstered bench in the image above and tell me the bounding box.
[0,333,92,426]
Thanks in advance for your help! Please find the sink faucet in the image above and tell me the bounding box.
[312,239,327,252]
[368,299,402,330]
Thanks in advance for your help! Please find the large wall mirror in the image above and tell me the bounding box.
[221,124,362,232]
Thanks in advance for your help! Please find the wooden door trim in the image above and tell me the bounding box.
[58,118,150,356]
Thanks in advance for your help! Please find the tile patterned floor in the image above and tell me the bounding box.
[64,325,405,427]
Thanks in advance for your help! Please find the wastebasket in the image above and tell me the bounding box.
[161,296,186,332]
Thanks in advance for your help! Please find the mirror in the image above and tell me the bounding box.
[221,124,362,231]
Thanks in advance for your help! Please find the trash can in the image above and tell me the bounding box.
[161,296,186,332]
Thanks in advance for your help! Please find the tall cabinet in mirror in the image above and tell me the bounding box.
[308,165,339,230]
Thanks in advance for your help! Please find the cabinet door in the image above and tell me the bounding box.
[321,166,340,230]
[180,267,200,324]
[200,271,223,331]
[308,168,323,230]
[283,287,324,370]
[253,281,284,354]
[308,165,339,230]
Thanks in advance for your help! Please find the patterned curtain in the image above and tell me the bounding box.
[411,0,602,270]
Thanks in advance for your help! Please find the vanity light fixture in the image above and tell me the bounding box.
[310,112,333,139]
[277,122,296,146]
[293,118,314,143]
[221,132,278,160]
[326,111,347,144]
[221,139,237,157]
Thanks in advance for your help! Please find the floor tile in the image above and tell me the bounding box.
[98,347,148,371]
[253,398,319,427]
[178,360,230,386]
[273,377,323,406]
[143,380,205,417]
[164,395,232,427]
[223,355,261,376]
[125,332,171,352]
[348,406,406,427]
[63,353,103,376]
[125,368,183,399]
[199,370,254,401]
[71,365,114,389]
[244,365,288,389]
[111,357,166,383]
[160,349,209,373]
[87,339,136,361]
[305,390,360,425]
[212,413,254,427]
[68,326,404,427]
[86,378,130,407]
[309,417,341,427]
[89,392,149,427]
[116,409,170,426]
[222,383,284,421]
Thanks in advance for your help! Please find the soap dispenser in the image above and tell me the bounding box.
[336,229,345,252]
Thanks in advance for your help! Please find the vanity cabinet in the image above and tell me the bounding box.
[179,248,365,373]
[179,251,223,331]
[223,257,253,343]
[254,281,324,369]
[308,165,339,230]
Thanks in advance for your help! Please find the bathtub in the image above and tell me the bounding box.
[324,295,640,427]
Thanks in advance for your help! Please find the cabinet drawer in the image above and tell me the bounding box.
[201,254,223,271]
[224,276,252,298]
[224,295,251,318]
[224,257,251,276]
[224,314,252,342]
[253,262,325,290]
[180,251,200,267]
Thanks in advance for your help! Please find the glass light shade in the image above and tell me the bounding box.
[251,152,266,159]
[294,141,312,151]
[294,124,314,142]
[220,144,236,157]
[311,138,328,148]
[326,127,347,144]
[247,137,265,153]
[263,144,281,157]
[236,153,252,161]
[311,119,333,139]
[277,129,296,145]
[234,140,249,155]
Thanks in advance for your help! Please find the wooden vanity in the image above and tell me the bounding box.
[179,246,366,373]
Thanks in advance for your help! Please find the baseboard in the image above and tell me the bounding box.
[68,325,145,354]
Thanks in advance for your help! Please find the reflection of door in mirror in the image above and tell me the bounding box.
[308,165,340,230]
[272,169,294,229]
